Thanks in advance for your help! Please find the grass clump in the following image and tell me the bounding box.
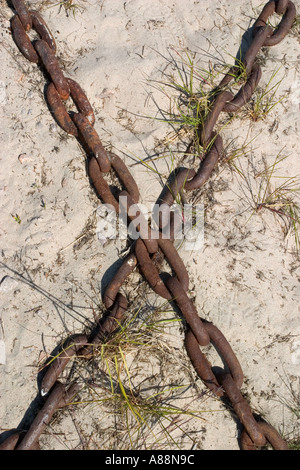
[45,0,87,17]
[246,68,286,122]
[233,149,300,253]
[66,304,209,450]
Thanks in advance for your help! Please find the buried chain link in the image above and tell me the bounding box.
[1,0,296,450]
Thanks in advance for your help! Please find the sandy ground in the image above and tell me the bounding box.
[0,0,299,450]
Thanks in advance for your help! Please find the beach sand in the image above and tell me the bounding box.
[0,0,299,450]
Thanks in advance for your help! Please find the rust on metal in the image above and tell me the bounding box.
[103,253,137,309]
[157,168,196,207]
[158,237,189,292]
[217,27,271,89]
[101,292,128,336]
[241,421,289,450]
[223,63,262,113]
[200,91,233,147]
[156,168,195,231]
[135,238,172,299]
[134,237,189,299]
[68,78,95,126]
[111,153,140,204]
[253,2,277,35]
[93,293,128,344]
[88,156,119,211]
[204,322,244,389]
[12,0,32,31]
[166,277,210,346]
[253,1,296,47]
[46,79,95,136]
[80,293,128,358]
[72,113,111,173]
[185,134,223,190]
[119,190,158,254]
[276,0,289,14]
[46,82,78,136]
[257,421,288,450]
[0,431,22,450]
[217,65,240,90]
[185,329,223,396]
[40,334,88,396]
[35,39,70,100]
[16,382,65,450]
[57,382,82,408]
[11,15,39,63]
[31,10,56,52]
[239,430,257,450]
[88,154,140,212]
[243,25,273,73]
[218,374,266,447]
[166,210,181,243]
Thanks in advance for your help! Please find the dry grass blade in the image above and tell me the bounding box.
[45,0,87,17]
[236,150,300,253]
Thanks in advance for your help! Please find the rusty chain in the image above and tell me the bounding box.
[0,0,296,451]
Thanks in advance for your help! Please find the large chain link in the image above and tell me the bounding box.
[0,0,296,450]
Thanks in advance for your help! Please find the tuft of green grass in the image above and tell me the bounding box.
[92,304,186,376]
[289,13,300,37]
[67,304,210,450]
[144,49,233,155]
[237,149,300,253]
[46,0,87,18]
[84,376,206,450]
[288,440,300,450]
[103,352,204,450]
[272,369,300,449]
[11,213,21,224]
[246,68,286,122]
[222,133,260,176]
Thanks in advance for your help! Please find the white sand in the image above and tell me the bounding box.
[0,0,299,450]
